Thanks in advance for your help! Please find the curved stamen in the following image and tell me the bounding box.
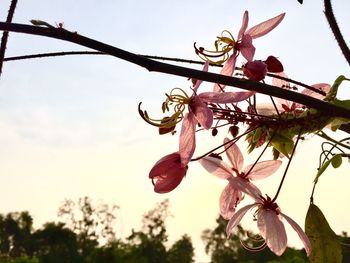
[240,238,267,252]
[138,88,191,128]
[194,30,236,64]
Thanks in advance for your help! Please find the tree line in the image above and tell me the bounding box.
[0,198,348,263]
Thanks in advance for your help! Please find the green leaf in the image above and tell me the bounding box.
[331,154,342,168]
[333,99,350,109]
[305,203,342,263]
[330,117,350,131]
[325,75,350,102]
[271,133,294,158]
[314,154,342,182]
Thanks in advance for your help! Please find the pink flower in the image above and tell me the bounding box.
[226,193,311,256]
[199,138,281,219]
[149,152,187,193]
[242,60,268,82]
[271,72,331,113]
[242,56,284,82]
[213,11,285,91]
[179,63,255,167]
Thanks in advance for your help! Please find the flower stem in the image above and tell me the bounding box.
[271,128,303,203]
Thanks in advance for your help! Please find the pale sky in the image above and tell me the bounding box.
[1,1,350,262]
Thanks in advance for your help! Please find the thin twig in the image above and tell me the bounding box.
[271,128,303,203]
[4,51,325,95]
[0,0,18,76]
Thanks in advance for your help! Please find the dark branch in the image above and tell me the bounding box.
[0,22,350,120]
[324,0,350,66]
[0,0,18,76]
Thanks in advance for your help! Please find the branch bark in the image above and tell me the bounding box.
[324,0,350,66]
[0,0,18,76]
[0,22,350,121]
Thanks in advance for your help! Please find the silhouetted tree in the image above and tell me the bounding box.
[58,196,119,258]
[167,234,194,263]
[0,212,34,258]
[33,222,81,263]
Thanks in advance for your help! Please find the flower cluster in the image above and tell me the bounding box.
[139,10,342,257]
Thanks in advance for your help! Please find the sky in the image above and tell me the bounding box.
[1,1,350,262]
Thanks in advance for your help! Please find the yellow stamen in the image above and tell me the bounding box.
[195,30,236,64]
[139,88,191,128]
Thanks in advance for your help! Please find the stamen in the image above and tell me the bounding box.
[194,30,236,64]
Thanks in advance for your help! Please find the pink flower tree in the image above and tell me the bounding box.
[1,1,350,261]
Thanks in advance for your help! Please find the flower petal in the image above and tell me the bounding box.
[246,13,285,39]
[239,34,255,61]
[280,212,311,256]
[190,96,213,129]
[226,203,257,237]
[198,156,232,180]
[179,113,196,166]
[223,138,244,171]
[149,152,180,176]
[220,182,243,219]
[213,54,237,92]
[238,11,249,40]
[272,72,293,108]
[245,160,282,180]
[193,61,209,92]
[258,209,287,256]
[199,91,254,104]
[149,152,187,194]
[229,176,262,200]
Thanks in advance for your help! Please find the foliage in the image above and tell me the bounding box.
[305,203,342,262]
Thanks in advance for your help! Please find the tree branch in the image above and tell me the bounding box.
[0,0,18,76]
[0,22,350,120]
[324,0,350,66]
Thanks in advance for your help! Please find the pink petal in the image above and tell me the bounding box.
[238,11,249,40]
[239,34,255,61]
[280,212,311,256]
[294,83,330,109]
[198,91,254,104]
[301,83,331,99]
[223,138,244,171]
[179,113,197,166]
[272,72,293,108]
[149,152,187,193]
[245,160,282,180]
[256,103,283,115]
[257,209,287,256]
[243,60,268,81]
[152,166,186,193]
[190,96,213,129]
[193,61,209,92]
[220,182,243,220]
[229,176,262,200]
[198,156,232,180]
[213,54,237,92]
[272,72,289,88]
[246,13,285,39]
[149,152,181,176]
[226,203,257,237]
